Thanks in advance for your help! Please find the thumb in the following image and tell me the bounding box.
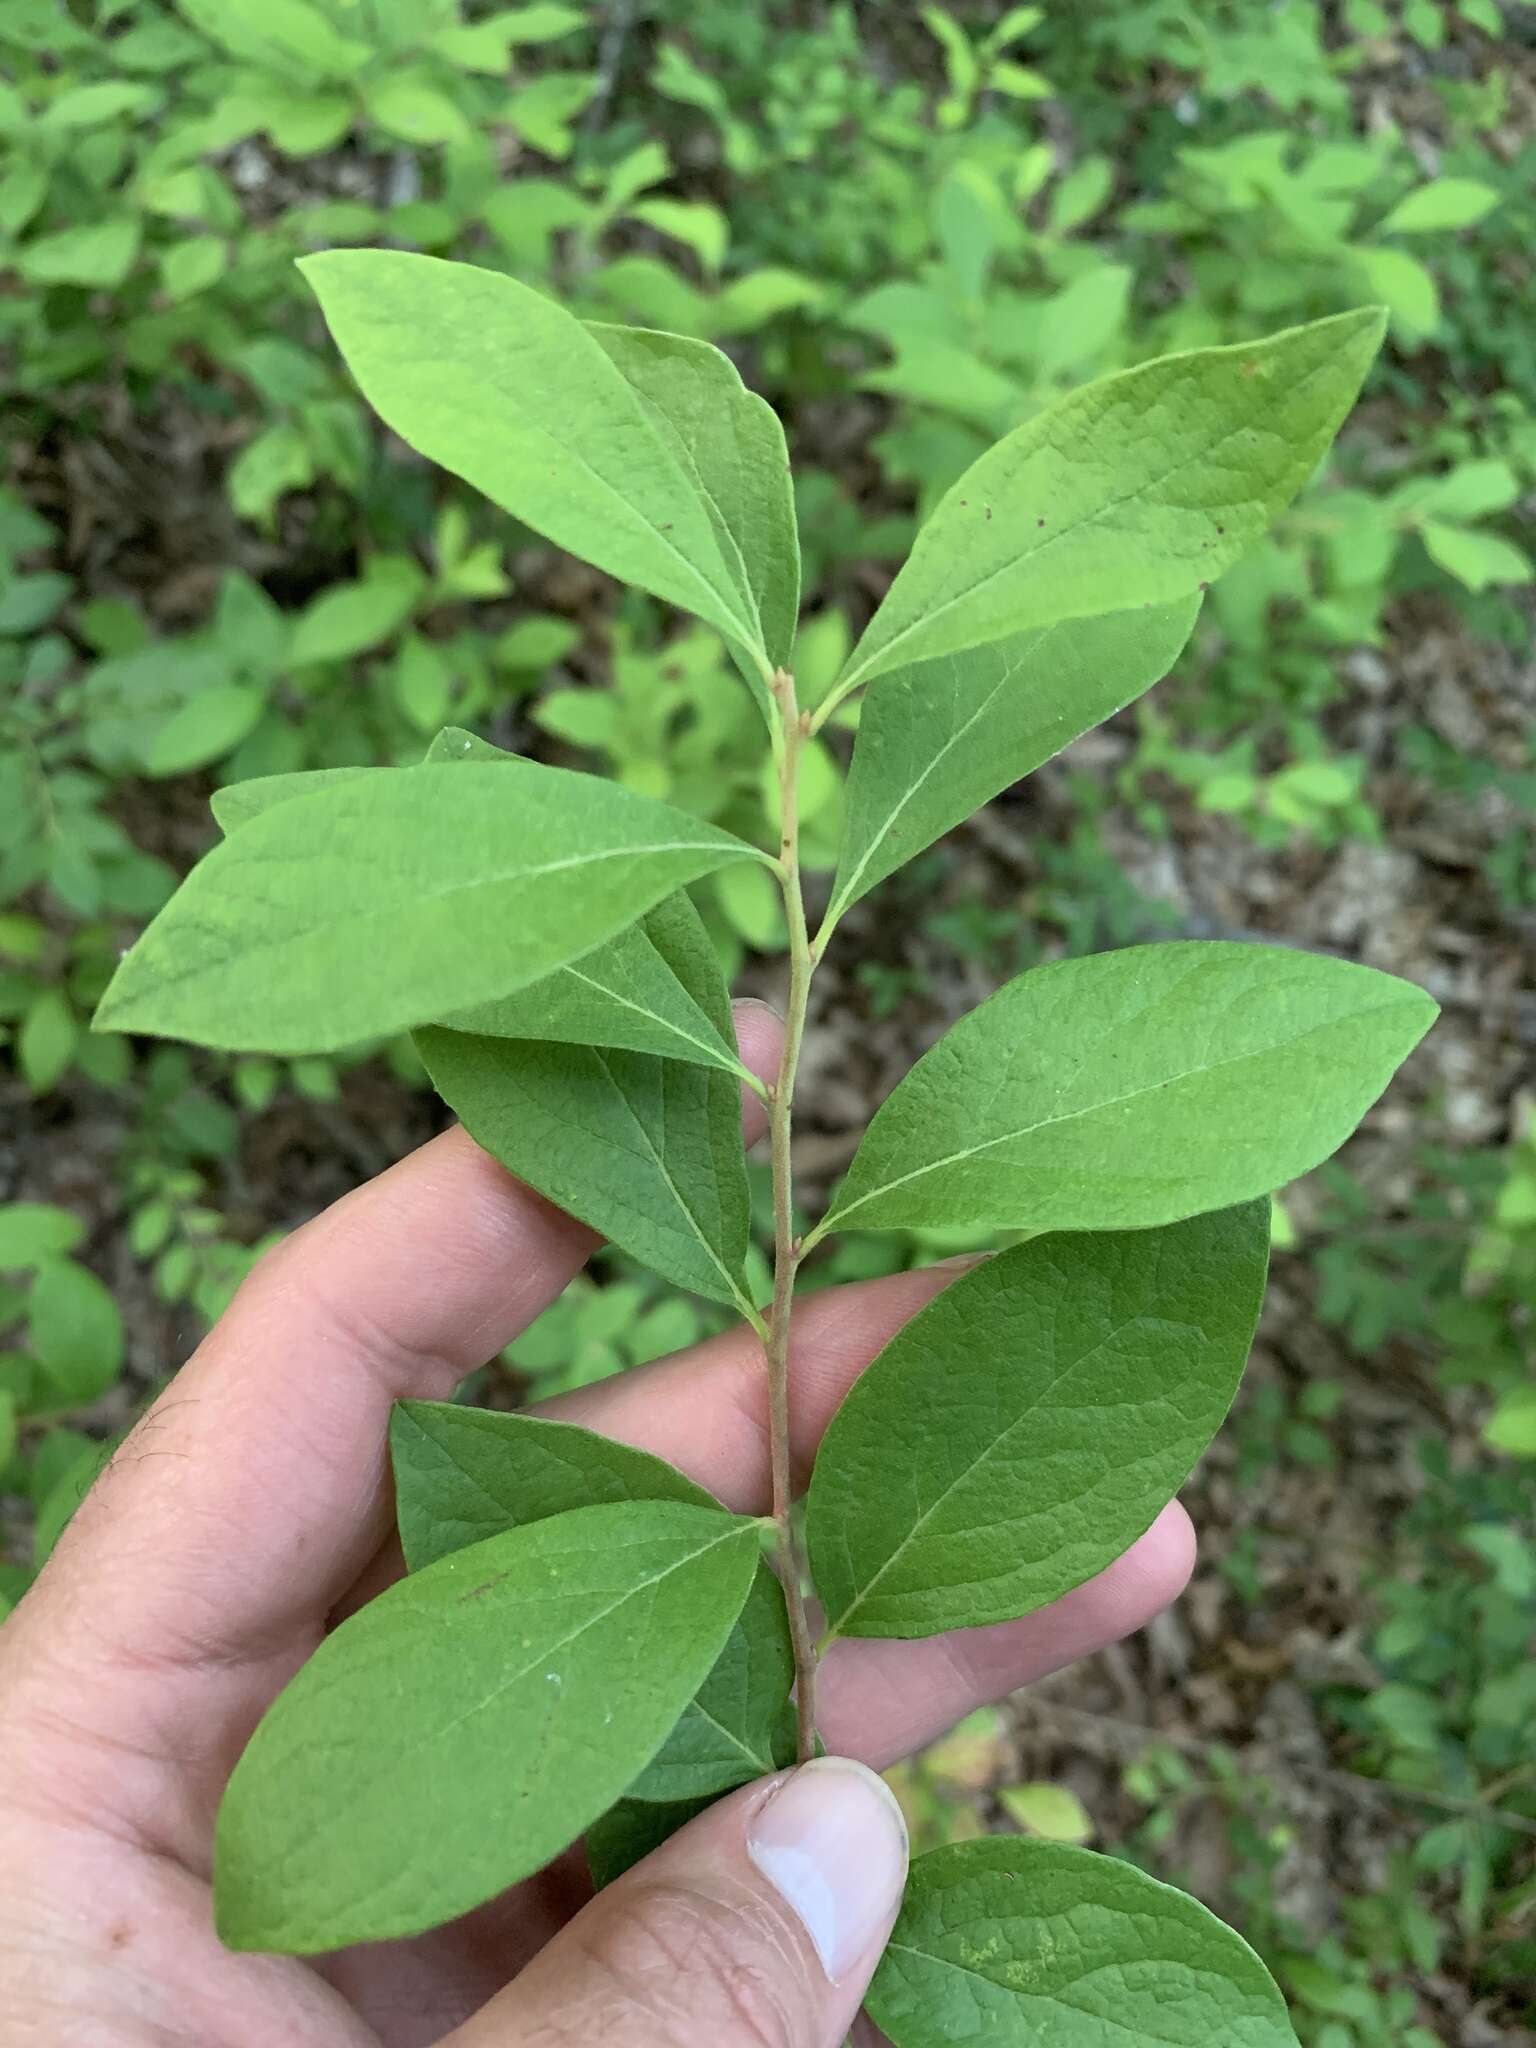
[441,1758,910,2048]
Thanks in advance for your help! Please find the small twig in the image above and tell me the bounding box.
[765,667,820,1763]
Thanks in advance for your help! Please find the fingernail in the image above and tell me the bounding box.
[930,1249,995,1271]
[733,995,785,1023]
[746,1757,909,1984]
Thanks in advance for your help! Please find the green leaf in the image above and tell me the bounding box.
[18,216,141,287]
[142,684,264,777]
[818,942,1436,1239]
[1484,1384,1536,1458]
[808,1205,1267,1638]
[1354,246,1439,342]
[175,0,372,76]
[836,309,1384,694]
[1421,521,1532,592]
[287,558,423,666]
[18,989,76,1093]
[0,1204,85,1269]
[300,253,772,669]
[363,74,471,146]
[214,740,746,1074]
[210,766,375,833]
[590,321,800,677]
[867,1839,1298,2048]
[214,1499,759,1952]
[997,1782,1094,1843]
[587,1795,713,1889]
[451,890,746,1076]
[28,1257,125,1406]
[828,597,1199,920]
[391,1403,796,1799]
[96,763,764,1054]
[414,1025,754,1308]
[1378,178,1499,235]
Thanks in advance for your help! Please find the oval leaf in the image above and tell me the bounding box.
[808,1205,1268,1639]
[449,890,746,1076]
[300,251,769,665]
[214,1498,760,1953]
[868,1839,1298,2048]
[591,321,800,675]
[818,941,1437,1238]
[828,595,1199,920]
[95,762,764,1053]
[837,308,1385,693]
[391,1404,797,1802]
[415,1025,754,1309]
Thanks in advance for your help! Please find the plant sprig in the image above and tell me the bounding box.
[92,253,1437,2047]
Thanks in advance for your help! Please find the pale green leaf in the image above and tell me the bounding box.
[837,309,1385,694]
[300,252,770,665]
[589,320,800,675]
[1354,246,1439,340]
[143,684,264,777]
[828,597,1199,920]
[214,1499,759,1953]
[1378,177,1499,235]
[391,1403,797,1800]
[287,559,423,666]
[97,763,764,1054]
[29,1257,125,1406]
[363,74,471,145]
[867,1839,1298,2048]
[18,216,141,287]
[808,1205,1267,1638]
[0,1205,85,1269]
[818,941,1436,1239]
[210,766,376,832]
[415,1025,753,1308]
[212,742,746,1075]
[1421,521,1532,591]
[998,1782,1094,1843]
[1483,1385,1536,1458]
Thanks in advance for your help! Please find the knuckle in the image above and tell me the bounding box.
[538,1878,820,2048]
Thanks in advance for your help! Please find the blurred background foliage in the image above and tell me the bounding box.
[1,2,1533,2037]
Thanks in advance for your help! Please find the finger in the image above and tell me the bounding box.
[0,1006,782,1747]
[540,1260,973,1504]
[438,1760,909,2048]
[544,1269,1196,1771]
[815,1500,1196,1769]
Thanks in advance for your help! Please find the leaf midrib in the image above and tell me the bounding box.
[428,1519,750,1749]
[828,995,1412,1227]
[845,336,1345,689]
[826,1303,1166,1633]
[832,634,1044,916]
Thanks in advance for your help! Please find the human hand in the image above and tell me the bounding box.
[0,1003,1193,2048]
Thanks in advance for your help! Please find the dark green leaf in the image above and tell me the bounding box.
[214,1499,759,1953]
[868,1839,1298,2047]
[808,1206,1268,1638]
[392,1404,796,1799]
[449,891,746,1077]
[586,1794,714,1889]
[818,942,1436,1239]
